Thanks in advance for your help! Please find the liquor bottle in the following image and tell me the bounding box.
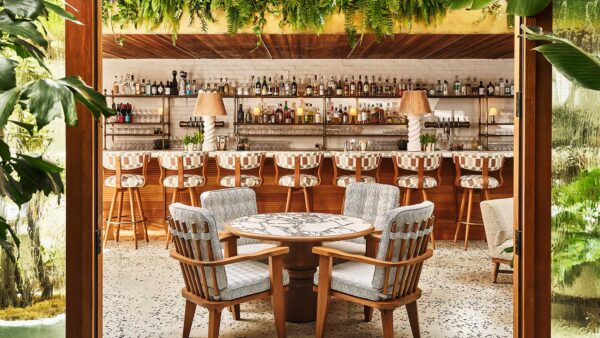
[245,108,253,124]
[315,108,322,123]
[392,78,398,96]
[334,104,342,124]
[361,105,369,124]
[370,76,377,96]
[505,79,511,96]
[112,76,119,95]
[453,76,461,96]
[357,75,363,96]
[279,76,285,96]
[150,81,158,95]
[291,76,298,96]
[124,103,131,123]
[407,78,414,91]
[224,78,230,95]
[436,80,442,95]
[157,81,165,95]
[133,75,140,95]
[378,77,384,96]
[267,77,273,96]
[499,78,505,95]
[116,104,124,123]
[319,76,325,96]
[473,78,479,96]
[261,76,268,96]
[285,76,291,96]
[192,80,198,95]
[363,75,370,97]
[465,77,471,96]
[165,82,171,95]
[510,80,515,95]
[306,77,313,96]
[254,76,261,96]
[283,101,291,124]
[145,80,152,96]
[170,71,178,95]
[275,104,283,124]
[237,104,245,124]
[342,106,349,124]
[478,81,485,96]
[428,84,435,96]
[140,79,146,95]
[350,76,356,96]
[399,78,405,96]
[487,81,494,96]
[179,72,186,96]
[273,77,279,96]
[443,80,449,96]
[186,79,192,95]
[336,80,343,96]
[343,77,349,96]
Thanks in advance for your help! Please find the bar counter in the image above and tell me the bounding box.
[102,150,513,241]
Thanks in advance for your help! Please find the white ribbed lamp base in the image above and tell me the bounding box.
[407,114,422,152]
[201,116,216,152]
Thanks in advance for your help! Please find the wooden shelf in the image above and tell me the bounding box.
[326,123,407,126]
[107,93,514,100]
[235,123,323,126]
[106,122,168,125]
[479,134,514,137]
[326,134,407,137]
[106,133,169,137]
[480,122,514,126]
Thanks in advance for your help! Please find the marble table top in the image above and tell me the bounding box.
[226,212,373,242]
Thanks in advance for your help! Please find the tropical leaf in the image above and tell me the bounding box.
[20,79,77,128]
[523,26,600,91]
[44,1,83,24]
[0,10,48,50]
[469,0,496,10]
[0,57,17,91]
[18,154,63,174]
[507,0,551,17]
[4,0,45,19]
[6,36,50,72]
[0,87,20,129]
[58,76,115,120]
[0,217,18,261]
[0,140,10,162]
[11,156,64,199]
[449,0,495,10]
[9,120,35,137]
[0,165,28,205]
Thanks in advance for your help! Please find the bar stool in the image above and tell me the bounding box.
[333,152,381,213]
[392,151,442,248]
[216,151,265,188]
[453,152,505,250]
[274,152,323,212]
[159,151,208,248]
[103,152,150,249]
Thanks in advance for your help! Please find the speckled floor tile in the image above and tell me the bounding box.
[102,241,512,338]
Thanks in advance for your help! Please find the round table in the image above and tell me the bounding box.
[226,212,373,323]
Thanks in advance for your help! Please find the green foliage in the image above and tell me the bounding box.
[183,132,203,145]
[420,133,437,144]
[0,0,114,257]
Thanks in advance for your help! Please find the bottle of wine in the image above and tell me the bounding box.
[171,71,178,95]
[487,81,494,96]
[254,75,261,96]
[165,81,171,95]
[112,76,119,95]
[357,75,363,96]
[151,81,158,95]
[237,104,244,124]
[478,81,485,96]
[350,76,356,96]
[291,76,298,96]
[140,79,147,95]
[363,75,370,97]
[261,76,268,96]
[157,81,165,95]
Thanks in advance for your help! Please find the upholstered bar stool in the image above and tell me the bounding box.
[274,152,323,212]
[103,152,150,249]
[159,151,208,248]
[216,151,265,188]
[392,151,442,248]
[333,152,381,212]
[453,152,505,250]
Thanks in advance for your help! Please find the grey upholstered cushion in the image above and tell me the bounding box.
[314,262,383,301]
[201,188,263,246]
[219,260,289,301]
[323,241,366,255]
[480,198,514,261]
[372,202,434,291]
[168,203,227,291]
[223,243,277,256]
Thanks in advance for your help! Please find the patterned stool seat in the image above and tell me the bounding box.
[396,175,438,189]
[220,175,262,188]
[336,175,376,187]
[278,174,319,188]
[104,174,145,188]
[459,175,500,189]
[162,174,206,188]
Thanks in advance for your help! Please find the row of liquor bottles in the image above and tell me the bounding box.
[109,71,515,98]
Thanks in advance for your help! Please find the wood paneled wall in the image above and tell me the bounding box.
[102,157,513,242]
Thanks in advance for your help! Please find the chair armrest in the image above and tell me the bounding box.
[219,231,239,243]
[312,246,432,268]
[170,246,290,267]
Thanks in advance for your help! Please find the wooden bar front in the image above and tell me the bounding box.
[102,156,513,241]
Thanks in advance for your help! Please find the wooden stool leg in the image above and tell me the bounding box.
[103,189,119,248]
[134,189,149,243]
[464,190,474,251]
[492,261,500,283]
[303,187,311,212]
[127,188,138,250]
[405,189,412,206]
[484,189,491,201]
[454,190,467,243]
[116,189,124,242]
[166,189,179,249]
[285,187,293,212]
[188,187,198,207]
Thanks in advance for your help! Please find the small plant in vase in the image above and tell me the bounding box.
[182,134,194,151]
[420,134,437,152]
[191,132,204,150]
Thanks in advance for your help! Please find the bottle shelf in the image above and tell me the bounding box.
[106,133,169,137]
[479,122,514,126]
[479,134,514,137]
[107,94,514,100]
[106,122,168,125]
[235,123,323,126]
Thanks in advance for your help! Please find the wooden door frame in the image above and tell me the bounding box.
[65,0,102,337]
[513,6,553,338]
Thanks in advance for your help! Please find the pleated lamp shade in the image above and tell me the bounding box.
[399,90,432,115]
[193,92,227,116]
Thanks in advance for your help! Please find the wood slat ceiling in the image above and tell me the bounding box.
[102,33,513,59]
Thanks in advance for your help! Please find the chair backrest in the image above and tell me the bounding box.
[334,152,381,172]
[217,151,264,170]
[200,188,259,246]
[158,152,206,170]
[480,198,514,255]
[343,183,400,229]
[453,152,504,172]
[393,152,442,172]
[371,202,435,300]
[168,203,227,300]
[274,152,322,170]
[103,152,149,171]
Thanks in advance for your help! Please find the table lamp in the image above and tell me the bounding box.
[193,92,227,151]
[399,90,432,152]
[489,107,498,123]
[349,107,358,124]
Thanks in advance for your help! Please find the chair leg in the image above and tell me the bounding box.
[405,189,412,206]
[182,300,196,338]
[484,189,491,201]
[103,189,118,248]
[207,307,222,338]
[188,187,198,207]
[128,188,138,250]
[406,301,421,338]
[421,189,428,201]
[134,189,149,243]
[364,306,373,322]
[421,189,435,249]
[285,187,293,212]
[380,309,394,338]
[464,189,474,251]
[269,256,286,338]
[166,189,179,249]
[116,190,124,242]
[454,190,467,242]
[492,261,500,283]
[230,305,241,320]
[303,187,311,212]
[315,256,332,338]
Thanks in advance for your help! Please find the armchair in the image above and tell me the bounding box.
[480,197,514,283]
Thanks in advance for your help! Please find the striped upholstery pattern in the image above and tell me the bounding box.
[459,175,500,189]
[278,174,319,187]
[217,152,264,170]
[454,152,504,171]
[396,175,438,189]
[158,152,205,170]
[335,174,376,187]
[219,175,262,188]
[104,174,145,188]
[274,152,322,170]
[333,152,381,171]
[162,174,206,188]
[220,261,289,301]
[393,152,442,171]
[103,152,149,170]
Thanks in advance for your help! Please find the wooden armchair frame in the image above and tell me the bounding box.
[216,153,266,188]
[169,218,288,338]
[313,217,434,338]
[274,153,324,212]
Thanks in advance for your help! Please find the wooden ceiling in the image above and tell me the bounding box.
[102,33,514,59]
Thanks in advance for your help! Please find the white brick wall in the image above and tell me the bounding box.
[102,59,514,150]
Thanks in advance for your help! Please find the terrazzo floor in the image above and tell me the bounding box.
[102,240,513,338]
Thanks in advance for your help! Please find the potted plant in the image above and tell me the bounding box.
[420,134,437,152]
[191,132,204,150]
[182,134,193,151]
